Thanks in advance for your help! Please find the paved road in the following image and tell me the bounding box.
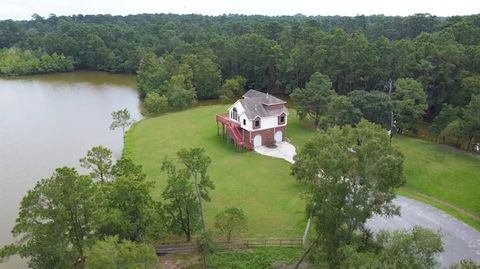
[367,196,480,268]
[256,144,480,268]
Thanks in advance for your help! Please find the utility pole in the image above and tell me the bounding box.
[386,79,395,140]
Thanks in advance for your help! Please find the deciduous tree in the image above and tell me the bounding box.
[0,168,103,269]
[343,226,444,269]
[214,207,247,242]
[319,95,362,128]
[220,75,247,98]
[292,120,405,268]
[161,159,200,242]
[143,92,168,116]
[348,90,392,128]
[430,104,462,135]
[99,176,162,242]
[84,236,160,269]
[290,72,336,125]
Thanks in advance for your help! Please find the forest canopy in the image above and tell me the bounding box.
[1,13,479,148]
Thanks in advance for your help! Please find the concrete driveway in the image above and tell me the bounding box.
[368,196,480,267]
[255,143,480,268]
[254,141,296,163]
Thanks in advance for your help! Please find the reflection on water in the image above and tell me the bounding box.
[0,71,140,269]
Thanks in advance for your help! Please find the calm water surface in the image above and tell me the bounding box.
[0,72,141,269]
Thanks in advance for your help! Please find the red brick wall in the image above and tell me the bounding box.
[243,126,286,147]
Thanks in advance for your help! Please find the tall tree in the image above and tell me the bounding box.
[160,74,197,110]
[136,52,169,98]
[291,120,405,268]
[348,90,392,128]
[177,148,215,232]
[79,146,113,184]
[100,176,162,242]
[290,72,336,125]
[319,95,362,128]
[181,54,222,100]
[161,159,200,242]
[393,78,428,132]
[0,168,103,269]
[220,75,247,98]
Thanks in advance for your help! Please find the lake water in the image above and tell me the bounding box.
[0,72,141,269]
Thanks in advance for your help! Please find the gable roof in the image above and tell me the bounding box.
[238,90,288,119]
[243,89,286,105]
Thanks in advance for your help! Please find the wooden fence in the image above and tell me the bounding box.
[155,238,302,255]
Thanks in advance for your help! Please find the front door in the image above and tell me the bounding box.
[274,131,283,143]
[253,135,262,147]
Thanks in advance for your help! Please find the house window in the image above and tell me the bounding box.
[279,114,285,124]
[243,119,246,125]
[232,107,237,121]
[255,119,260,127]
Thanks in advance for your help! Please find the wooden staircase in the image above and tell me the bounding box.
[216,114,253,151]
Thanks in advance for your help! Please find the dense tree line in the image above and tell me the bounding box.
[1,13,479,147]
[0,47,73,75]
[291,71,479,150]
[1,14,478,99]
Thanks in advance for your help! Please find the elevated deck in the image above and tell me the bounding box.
[216,114,253,151]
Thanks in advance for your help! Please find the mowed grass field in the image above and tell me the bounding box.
[394,137,480,220]
[125,104,480,236]
[124,105,307,238]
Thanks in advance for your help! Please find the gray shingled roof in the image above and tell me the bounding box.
[239,90,288,119]
[243,89,286,105]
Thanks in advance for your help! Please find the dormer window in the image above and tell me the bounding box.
[278,113,286,125]
[243,119,246,125]
[254,118,261,129]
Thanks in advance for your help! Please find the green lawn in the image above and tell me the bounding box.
[393,137,480,218]
[124,105,306,238]
[125,105,480,237]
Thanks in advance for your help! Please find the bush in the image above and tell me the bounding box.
[84,236,160,269]
[206,247,303,269]
[143,92,168,116]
